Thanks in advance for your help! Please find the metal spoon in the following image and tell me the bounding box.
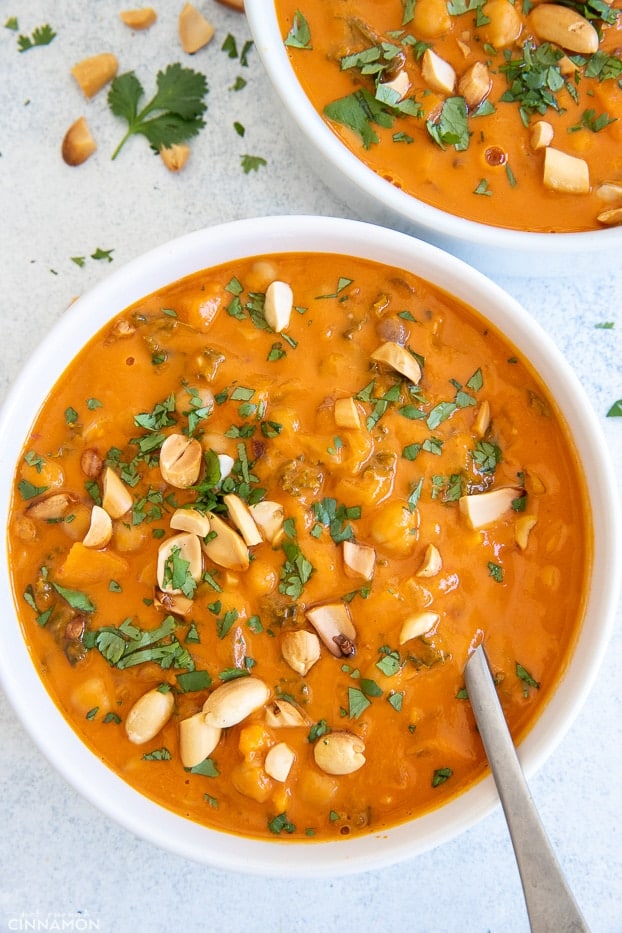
[464,643,589,933]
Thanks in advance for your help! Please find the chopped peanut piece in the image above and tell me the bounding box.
[102,467,133,519]
[265,743,295,782]
[216,0,244,9]
[381,69,411,101]
[530,121,554,151]
[160,144,190,172]
[416,543,442,578]
[224,493,263,546]
[314,731,366,775]
[472,399,491,437]
[264,281,294,332]
[342,540,376,581]
[515,514,538,550]
[249,500,285,545]
[179,3,215,54]
[119,8,157,30]
[170,508,211,537]
[154,589,194,618]
[459,485,525,529]
[201,511,249,570]
[334,397,361,430]
[596,182,622,204]
[543,147,590,194]
[370,341,422,384]
[281,630,321,675]
[458,61,491,111]
[306,602,356,657]
[159,433,202,488]
[179,713,221,768]
[156,532,202,594]
[421,48,456,96]
[264,699,310,728]
[27,493,75,521]
[71,53,118,98]
[202,678,270,729]
[82,505,113,549]
[597,207,622,227]
[62,117,97,166]
[399,611,440,644]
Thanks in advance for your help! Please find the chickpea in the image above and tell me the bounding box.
[369,500,419,558]
[478,0,522,48]
[412,0,452,37]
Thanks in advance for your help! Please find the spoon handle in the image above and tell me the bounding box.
[464,644,589,933]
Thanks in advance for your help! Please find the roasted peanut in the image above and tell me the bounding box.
[62,117,97,167]
[119,8,157,30]
[125,687,174,744]
[416,544,442,578]
[179,3,215,54]
[201,511,249,570]
[157,532,202,594]
[159,433,202,487]
[370,341,422,384]
[264,699,310,728]
[202,677,270,728]
[160,144,190,172]
[71,53,118,98]
[179,712,221,768]
[170,507,211,537]
[529,4,599,54]
[82,505,113,549]
[264,281,294,332]
[281,630,321,675]
[342,540,376,581]
[265,743,295,782]
[543,147,590,194]
[102,466,133,518]
[459,485,525,529]
[305,602,356,658]
[313,731,366,775]
[224,493,263,546]
[399,611,440,644]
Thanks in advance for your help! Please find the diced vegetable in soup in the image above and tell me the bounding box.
[276,1,622,233]
[8,253,590,841]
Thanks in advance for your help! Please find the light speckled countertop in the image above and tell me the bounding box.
[1,3,621,931]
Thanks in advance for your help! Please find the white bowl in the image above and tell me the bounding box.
[245,3,622,278]
[0,216,618,876]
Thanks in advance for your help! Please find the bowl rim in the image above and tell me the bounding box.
[0,215,619,877]
[245,2,622,255]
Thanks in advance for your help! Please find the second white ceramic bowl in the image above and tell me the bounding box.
[245,3,622,278]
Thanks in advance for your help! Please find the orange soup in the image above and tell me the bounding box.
[8,252,590,841]
[276,1,622,233]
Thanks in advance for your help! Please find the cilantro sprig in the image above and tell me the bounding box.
[108,64,208,160]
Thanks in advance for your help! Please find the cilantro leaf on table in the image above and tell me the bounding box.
[108,64,208,160]
[17,24,56,52]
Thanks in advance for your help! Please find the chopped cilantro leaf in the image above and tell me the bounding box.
[17,23,56,52]
[241,154,267,173]
[432,767,453,787]
[284,11,312,49]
